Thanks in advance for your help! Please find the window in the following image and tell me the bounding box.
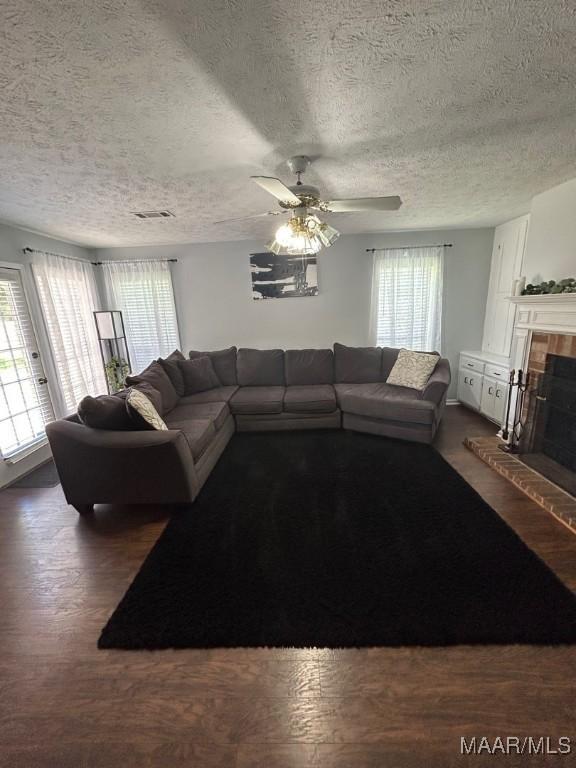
[32,252,106,414]
[102,260,180,372]
[0,266,55,457]
[370,245,443,351]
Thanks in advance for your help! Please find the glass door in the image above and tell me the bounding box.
[0,266,55,459]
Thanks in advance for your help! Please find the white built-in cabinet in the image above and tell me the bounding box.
[481,214,529,357]
[457,214,529,424]
[458,352,510,425]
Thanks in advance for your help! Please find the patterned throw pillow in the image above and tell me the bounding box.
[386,349,439,391]
[125,388,168,430]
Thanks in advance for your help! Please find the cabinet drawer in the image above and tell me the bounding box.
[460,355,485,374]
[485,363,509,380]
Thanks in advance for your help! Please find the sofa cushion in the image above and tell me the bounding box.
[126,361,178,413]
[386,349,440,391]
[284,384,337,413]
[125,388,169,430]
[335,382,436,425]
[334,343,382,383]
[189,346,237,386]
[167,418,215,460]
[178,386,238,405]
[165,401,230,432]
[285,349,334,385]
[178,356,221,394]
[158,349,186,397]
[229,386,285,415]
[381,347,401,380]
[77,394,133,430]
[237,348,284,386]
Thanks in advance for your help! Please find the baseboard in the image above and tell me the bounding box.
[446,399,460,406]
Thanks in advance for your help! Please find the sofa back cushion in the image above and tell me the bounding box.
[77,394,134,430]
[179,356,221,394]
[381,347,401,380]
[126,361,178,413]
[189,347,237,386]
[237,348,285,386]
[158,350,186,397]
[285,348,334,385]
[334,343,382,383]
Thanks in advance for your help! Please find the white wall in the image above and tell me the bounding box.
[524,177,576,284]
[0,221,91,488]
[96,227,494,399]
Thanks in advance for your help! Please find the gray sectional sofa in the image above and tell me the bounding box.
[46,344,450,513]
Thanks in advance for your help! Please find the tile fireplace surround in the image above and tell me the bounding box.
[466,294,576,534]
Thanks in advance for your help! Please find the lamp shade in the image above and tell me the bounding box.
[94,310,124,340]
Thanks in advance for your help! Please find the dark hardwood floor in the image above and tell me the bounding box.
[1,406,575,767]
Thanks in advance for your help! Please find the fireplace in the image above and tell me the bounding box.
[518,334,576,497]
[465,295,576,533]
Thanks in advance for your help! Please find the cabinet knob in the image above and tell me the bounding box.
[496,390,501,398]
[488,386,494,395]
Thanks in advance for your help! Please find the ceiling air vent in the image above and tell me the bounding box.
[131,210,175,219]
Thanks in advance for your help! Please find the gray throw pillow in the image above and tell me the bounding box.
[178,356,221,394]
[77,395,134,430]
[188,346,237,386]
[158,350,186,397]
[117,382,163,415]
[126,360,178,413]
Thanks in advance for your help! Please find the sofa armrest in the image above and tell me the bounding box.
[46,419,199,507]
[420,358,451,405]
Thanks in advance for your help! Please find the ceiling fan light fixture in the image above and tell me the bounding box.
[267,215,338,255]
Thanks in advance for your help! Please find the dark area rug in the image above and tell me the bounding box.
[99,431,576,649]
[12,459,60,488]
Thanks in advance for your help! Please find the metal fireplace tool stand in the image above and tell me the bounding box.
[500,369,531,453]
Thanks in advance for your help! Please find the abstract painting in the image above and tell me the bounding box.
[250,252,318,300]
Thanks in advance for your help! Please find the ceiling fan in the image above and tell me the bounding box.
[215,156,402,255]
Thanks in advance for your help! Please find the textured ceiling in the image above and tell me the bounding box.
[1,0,576,247]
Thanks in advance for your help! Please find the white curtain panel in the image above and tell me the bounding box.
[102,260,180,373]
[370,245,444,352]
[32,252,107,414]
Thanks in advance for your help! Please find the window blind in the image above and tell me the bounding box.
[0,267,55,457]
[32,253,106,414]
[102,260,180,373]
[370,246,443,351]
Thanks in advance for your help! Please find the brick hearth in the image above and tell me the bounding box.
[465,436,576,535]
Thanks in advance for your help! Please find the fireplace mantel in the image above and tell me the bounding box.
[508,293,576,335]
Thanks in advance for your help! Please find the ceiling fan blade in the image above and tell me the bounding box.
[214,210,287,225]
[323,196,402,213]
[250,176,302,205]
